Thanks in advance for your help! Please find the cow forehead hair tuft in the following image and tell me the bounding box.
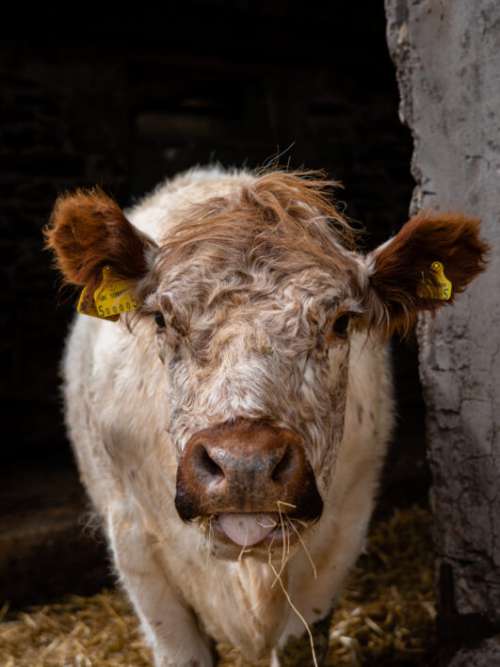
[153,170,362,284]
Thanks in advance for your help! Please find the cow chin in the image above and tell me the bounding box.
[175,505,321,562]
[203,512,305,561]
[209,503,322,561]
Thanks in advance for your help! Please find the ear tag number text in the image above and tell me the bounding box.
[77,266,141,321]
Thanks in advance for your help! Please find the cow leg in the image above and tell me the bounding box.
[107,504,215,667]
[271,611,333,667]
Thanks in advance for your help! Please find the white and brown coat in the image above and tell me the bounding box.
[45,167,488,666]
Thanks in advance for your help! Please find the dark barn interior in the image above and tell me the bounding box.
[1,1,425,613]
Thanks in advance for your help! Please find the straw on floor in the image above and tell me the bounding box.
[0,505,435,666]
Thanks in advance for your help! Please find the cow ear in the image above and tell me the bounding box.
[365,212,489,337]
[44,187,157,290]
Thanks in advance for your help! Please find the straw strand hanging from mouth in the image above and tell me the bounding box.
[286,516,318,580]
[265,499,319,667]
[267,540,319,667]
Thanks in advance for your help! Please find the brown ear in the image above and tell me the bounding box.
[366,211,489,336]
[44,187,156,288]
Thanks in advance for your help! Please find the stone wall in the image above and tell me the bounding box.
[385,1,500,663]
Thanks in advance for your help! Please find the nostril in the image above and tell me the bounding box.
[198,445,225,480]
[271,446,294,483]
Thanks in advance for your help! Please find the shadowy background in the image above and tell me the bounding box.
[0,1,426,607]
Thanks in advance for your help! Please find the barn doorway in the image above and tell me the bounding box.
[2,1,424,609]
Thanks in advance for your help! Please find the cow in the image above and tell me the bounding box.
[45,167,488,667]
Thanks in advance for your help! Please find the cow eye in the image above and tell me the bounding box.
[154,312,166,329]
[332,313,350,338]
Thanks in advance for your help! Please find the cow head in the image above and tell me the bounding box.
[45,171,488,556]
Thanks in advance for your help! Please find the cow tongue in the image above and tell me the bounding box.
[218,513,278,547]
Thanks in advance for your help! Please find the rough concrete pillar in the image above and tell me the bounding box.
[385,1,500,664]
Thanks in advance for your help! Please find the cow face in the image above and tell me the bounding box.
[46,171,488,555]
[148,257,360,541]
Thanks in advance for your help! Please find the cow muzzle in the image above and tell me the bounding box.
[175,418,323,548]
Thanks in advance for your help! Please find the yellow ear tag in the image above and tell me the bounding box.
[417,261,453,301]
[77,266,141,321]
[77,284,100,318]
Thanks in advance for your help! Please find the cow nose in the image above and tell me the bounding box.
[175,418,323,522]
[191,439,295,486]
[193,443,226,482]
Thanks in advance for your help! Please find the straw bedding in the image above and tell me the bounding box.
[0,505,435,666]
